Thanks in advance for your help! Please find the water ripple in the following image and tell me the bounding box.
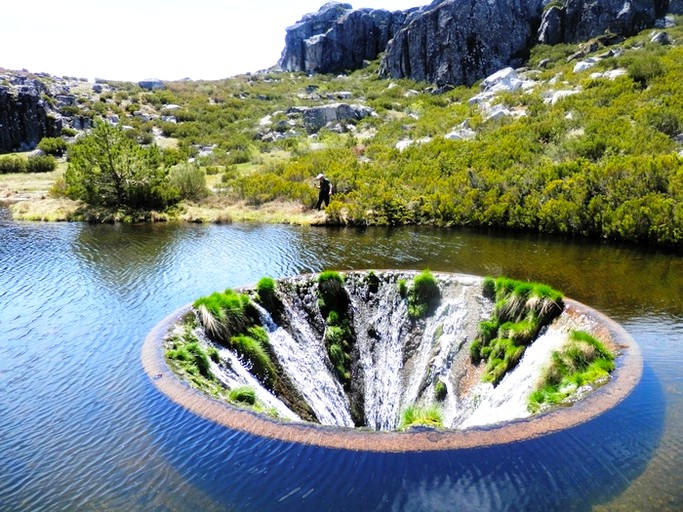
[1,216,682,511]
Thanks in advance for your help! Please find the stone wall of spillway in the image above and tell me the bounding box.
[142,270,643,450]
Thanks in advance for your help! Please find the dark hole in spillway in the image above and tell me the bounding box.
[143,271,641,452]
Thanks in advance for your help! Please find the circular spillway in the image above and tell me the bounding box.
[142,271,641,452]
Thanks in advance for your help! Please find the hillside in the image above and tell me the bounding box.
[1,17,682,250]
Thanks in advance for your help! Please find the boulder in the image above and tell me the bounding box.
[480,67,523,93]
[138,79,164,90]
[543,0,671,44]
[650,30,671,45]
[297,103,376,133]
[278,1,411,74]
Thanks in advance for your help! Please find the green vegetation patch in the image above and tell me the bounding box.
[399,404,444,430]
[165,321,225,397]
[255,276,284,322]
[434,380,447,401]
[191,282,317,422]
[471,276,564,386]
[229,385,257,406]
[407,270,440,320]
[528,330,615,413]
[317,271,355,388]
[193,288,276,386]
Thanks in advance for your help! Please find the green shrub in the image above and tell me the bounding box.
[407,270,440,319]
[229,386,257,405]
[399,404,443,430]
[317,271,347,316]
[366,270,380,294]
[398,279,408,298]
[231,329,276,386]
[473,276,564,385]
[26,155,57,173]
[168,163,209,201]
[193,289,260,344]
[317,271,355,386]
[434,380,447,401]
[167,340,212,379]
[627,55,664,88]
[60,127,78,137]
[528,330,615,412]
[0,157,26,174]
[64,121,179,211]
[207,346,219,363]
[37,137,68,156]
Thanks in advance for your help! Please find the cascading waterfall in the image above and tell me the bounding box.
[457,312,593,429]
[178,271,615,431]
[257,303,354,427]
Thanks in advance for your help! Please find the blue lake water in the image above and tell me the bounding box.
[1,208,681,511]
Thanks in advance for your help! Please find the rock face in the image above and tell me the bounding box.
[379,0,543,87]
[0,79,60,153]
[283,1,678,88]
[538,0,672,44]
[278,1,410,73]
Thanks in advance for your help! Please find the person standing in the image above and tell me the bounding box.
[314,173,332,210]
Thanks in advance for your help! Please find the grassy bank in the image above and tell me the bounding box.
[1,170,327,224]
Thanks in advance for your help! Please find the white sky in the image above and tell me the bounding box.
[1,1,425,82]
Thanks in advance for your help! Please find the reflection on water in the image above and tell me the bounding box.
[1,210,682,511]
[144,363,663,512]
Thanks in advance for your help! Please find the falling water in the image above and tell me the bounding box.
[198,271,613,431]
[458,311,599,429]
[258,301,354,427]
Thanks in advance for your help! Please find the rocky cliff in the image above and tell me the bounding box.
[278,1,411,73]
[538,0,673,45]
[281,0,679,87]
[379,0,543,87]
[0,76,60,153]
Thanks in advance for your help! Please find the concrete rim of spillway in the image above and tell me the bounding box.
[141,272,642,453]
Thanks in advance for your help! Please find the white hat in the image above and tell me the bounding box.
[315,173,324,179]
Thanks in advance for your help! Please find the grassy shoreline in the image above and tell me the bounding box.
[1,170,328,225]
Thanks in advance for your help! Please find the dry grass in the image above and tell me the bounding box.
[180,198,327,225]
[9,198,81,221]
[0,168,63,201]
[1,165,330,225]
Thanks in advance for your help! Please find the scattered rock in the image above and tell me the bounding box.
[445,121,476,141]
[543,89,581,105]
[650,31,671,45]
[573,58,598,73]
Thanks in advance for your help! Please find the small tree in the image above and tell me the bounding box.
[168,163,209,201]
[64,121,179,210]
